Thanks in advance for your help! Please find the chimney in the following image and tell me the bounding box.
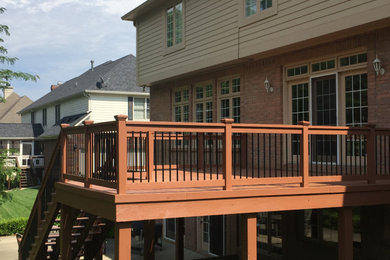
[50,81,63,91]
[90,60,94,71]
[3,86,14,99]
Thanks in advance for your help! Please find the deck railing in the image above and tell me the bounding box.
[60,116,390,193]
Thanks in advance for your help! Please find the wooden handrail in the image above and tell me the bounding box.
[19,131,64,252]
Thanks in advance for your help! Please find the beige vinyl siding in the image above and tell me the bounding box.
[239,0,388,57]
[137,0,239,85]
[88,94,129,123]
[135,0,390,85]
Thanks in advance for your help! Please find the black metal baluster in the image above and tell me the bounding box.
[169,132,172,182]
[190,133,193,181]
[209,133,213,180]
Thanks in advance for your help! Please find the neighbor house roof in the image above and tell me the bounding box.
[0,123,43,139]
[38,113,90,140]
[20,55,147,113]
[0,92,32,123]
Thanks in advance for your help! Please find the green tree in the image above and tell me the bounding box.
[0,7,39,102]
[0,148,20,195]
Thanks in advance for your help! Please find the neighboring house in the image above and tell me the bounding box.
[0,123,44,186]
[0,87,32,123]
[121,1,390,259]
[19,54,150,171]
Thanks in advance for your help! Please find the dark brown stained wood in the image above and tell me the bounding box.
[338,207,353,260]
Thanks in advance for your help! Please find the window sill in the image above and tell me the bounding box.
[238,5,278,28]
[163,42,186,56]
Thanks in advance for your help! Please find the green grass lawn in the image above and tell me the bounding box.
[0,188,38,220]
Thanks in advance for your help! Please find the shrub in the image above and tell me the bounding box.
[0,217,27,236]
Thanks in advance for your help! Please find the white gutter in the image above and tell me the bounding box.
[84,90,150,96]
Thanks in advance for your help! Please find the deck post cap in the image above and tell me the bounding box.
[115,114,128,121]
[221,118,234,124]
[298,121,310,126]
[83,120,94,126]
[60,123,70,128]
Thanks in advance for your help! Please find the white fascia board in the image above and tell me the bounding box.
[84,90,150,97]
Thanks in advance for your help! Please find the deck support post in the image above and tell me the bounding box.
[175,218,185,260]
[115,115,128,194]
[60,204,78,260]
[299,121,310,187]
[338,207,353,260]
[222,118,234,190]
[115,222,132,260]
[144,220,155,260]
[367,124,376,184]
[241,213,257,260]
[83,120,94,188]
[60,123,70,182]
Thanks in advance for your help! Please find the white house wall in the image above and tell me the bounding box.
[88,94,129,123]
[21,95,89,130]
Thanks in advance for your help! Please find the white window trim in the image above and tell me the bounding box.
[193,81,214,123]
[238,0,278,28]
[172,86,190,122]
[131,97,150,121]
[163,0,186,55]
[217,76,241,122]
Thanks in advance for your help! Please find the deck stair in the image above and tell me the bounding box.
[19,132,114,260]
[19,168,34,188]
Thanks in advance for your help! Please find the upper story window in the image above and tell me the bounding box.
[245,0,273,16]
[128,97,150,121]
[55,104,61,125]
[42,108,47,126]
[240,0,277,26]
[166,2,184,48]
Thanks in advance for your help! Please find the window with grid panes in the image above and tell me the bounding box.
[245,0,273,16]
[291,83,309,154]
[195,83,213,123]
[173,88,189,122]
[219,78,240,123]
[345,73,368,156]
[166,2,183,48]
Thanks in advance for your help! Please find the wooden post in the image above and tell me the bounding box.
[60,124,70,182]
[83,120,94,188]
[241,213,257,260]
[147,131,154,182]
[60,204,78,260]
[298,121,310,187]
[115,222,132,260]
[175,218,185,260]
[222,118,234,190]
[115,115,128,194]
[338,207,353,260]
[144,220,155,260]
[366,124,376,184]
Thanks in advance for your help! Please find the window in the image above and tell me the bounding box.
[340,53,367,67]
[128,97,150,121]
[245,0,273,16]
[345,73,368,126]
[241,0,277,26]
[31,112,35,124]
[55,104,61,125]
[165,218,176,240]
[218,78,240,123]
[287,65,308,78]
[311,59,336,73]
[166,1,184,48]
[0,140,7,151]
[42,108,47,126]
[10,140,20,155]
[194,83,213,123]
[173,88,189,122]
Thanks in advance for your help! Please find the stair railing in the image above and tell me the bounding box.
[19,125,68,260]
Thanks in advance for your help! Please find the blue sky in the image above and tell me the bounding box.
[1,0,147,100]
